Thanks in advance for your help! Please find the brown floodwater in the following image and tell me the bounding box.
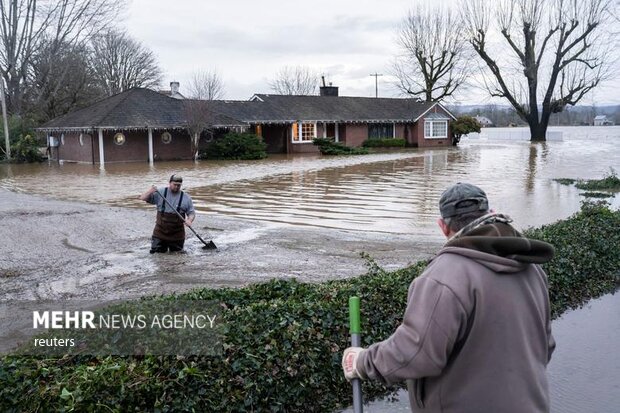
[1,126,619,236]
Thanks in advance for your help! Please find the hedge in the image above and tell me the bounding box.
[524,201,620,316]
[362,138,406,148]
[1,201,618,412]
[312,138,369,155]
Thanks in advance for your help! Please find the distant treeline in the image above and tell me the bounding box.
[449,104,620,127]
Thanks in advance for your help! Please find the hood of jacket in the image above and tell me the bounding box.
[438,213,555,273]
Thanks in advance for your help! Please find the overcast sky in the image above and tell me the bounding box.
[126,0,620,105]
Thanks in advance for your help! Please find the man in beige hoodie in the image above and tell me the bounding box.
[342,183,556,413]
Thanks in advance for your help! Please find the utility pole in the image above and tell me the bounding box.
[369,73,383,98]
[0,79,9,160]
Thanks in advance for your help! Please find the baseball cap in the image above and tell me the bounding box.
[169,174,183,183]
[439,183,489,218]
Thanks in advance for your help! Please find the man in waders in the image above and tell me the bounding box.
[140,174,196,253]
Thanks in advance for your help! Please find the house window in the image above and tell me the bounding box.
[292,122,316,143]
[368,123,394,139]
[424,120,448,139]
[201,130,213,142]
[161,132,172,144]
[113,132,126,145]
[79,133,91,146]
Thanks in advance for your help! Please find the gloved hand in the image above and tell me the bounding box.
[342,347,365,381]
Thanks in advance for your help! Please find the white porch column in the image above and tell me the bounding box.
[148,128,154,164]
[393,122,396,138]
[323,122,327,138]
[98,128,105,168]
[335,122,339,142]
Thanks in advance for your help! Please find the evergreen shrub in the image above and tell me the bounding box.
[0,115,38,162]
[451,116,481,145]
[201,132,267,160]
[11,135,44,163]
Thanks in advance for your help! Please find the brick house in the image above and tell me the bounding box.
[37,86,456,165]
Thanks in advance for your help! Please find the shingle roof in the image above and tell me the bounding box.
[38,88,182,131]
[37,88,246,132]
[37,88,454,132]
[234,94,444,123]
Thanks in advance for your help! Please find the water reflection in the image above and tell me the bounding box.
[1,127,619,234]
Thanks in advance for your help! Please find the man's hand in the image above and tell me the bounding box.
[342,347,365,381]
[184,214,195,227]
[139,185,159,201]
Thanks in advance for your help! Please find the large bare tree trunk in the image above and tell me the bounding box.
[529,121,548,142]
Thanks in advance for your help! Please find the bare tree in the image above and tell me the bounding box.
[393,5,469,102]
[186,69,225,100]
[27,40,103,121]
[183,99,216,161]
[268,65,319,95]
[183,69,225,160]
[0,0,123,115]
[89,29,162,96]
[462,0,617,141]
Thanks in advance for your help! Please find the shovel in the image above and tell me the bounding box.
[154,190,217,250]
[349,296,363,413]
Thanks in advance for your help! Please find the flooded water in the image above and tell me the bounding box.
[1,126,619,237]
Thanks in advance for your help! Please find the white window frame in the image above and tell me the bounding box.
[424,120,448,139]
[292,121,316,143]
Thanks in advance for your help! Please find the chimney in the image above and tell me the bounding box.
[170,81,180,94]
[320,84,338,97]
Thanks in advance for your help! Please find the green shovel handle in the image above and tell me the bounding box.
[349,296,361,335]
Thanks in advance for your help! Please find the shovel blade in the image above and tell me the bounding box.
[202,240,217,250]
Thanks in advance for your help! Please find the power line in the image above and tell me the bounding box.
[369,73,383,98]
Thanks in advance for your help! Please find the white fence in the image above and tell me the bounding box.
[465,127,563,141]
